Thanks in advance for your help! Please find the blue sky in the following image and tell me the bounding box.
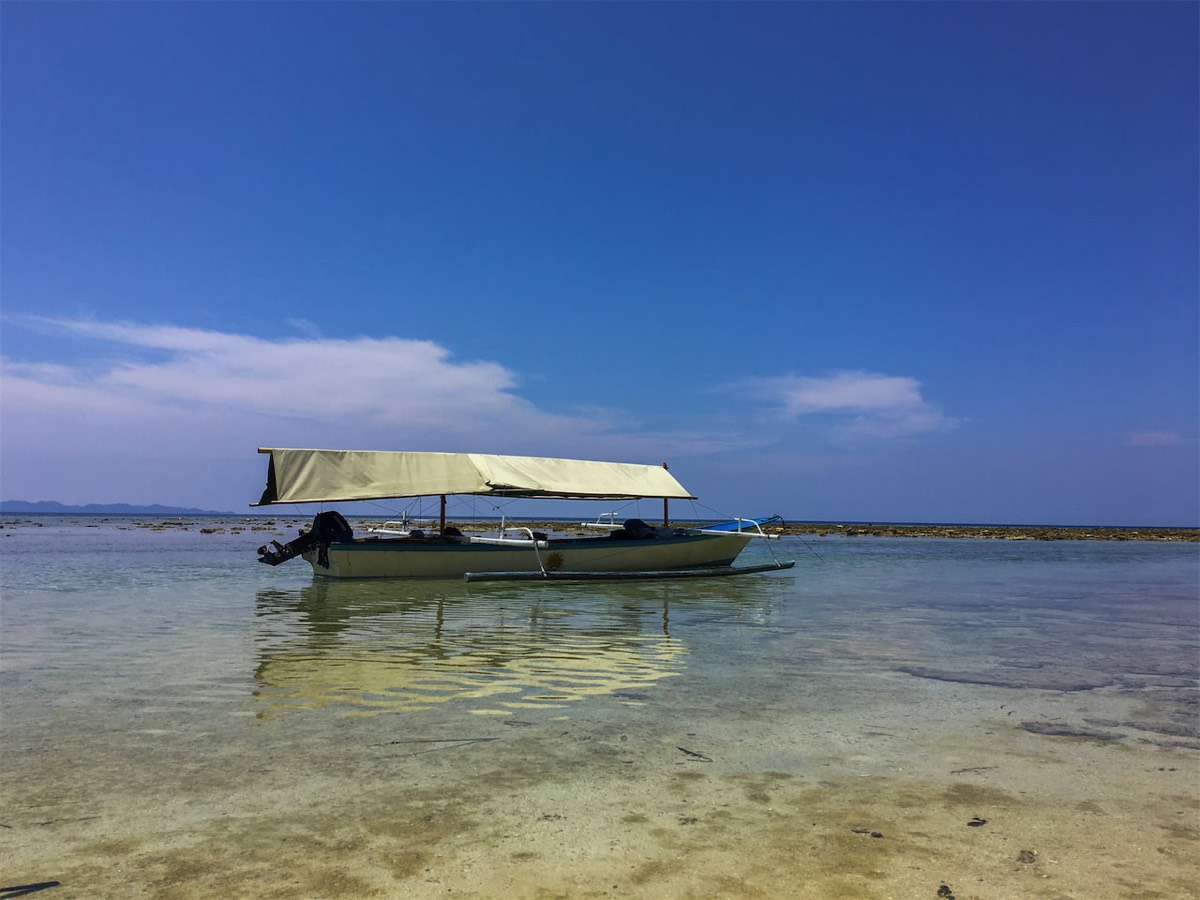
[2,2,1196,525]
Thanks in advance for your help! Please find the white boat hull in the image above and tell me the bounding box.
[302,532,755,579]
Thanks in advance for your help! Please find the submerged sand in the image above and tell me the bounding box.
[4,666,1196,898]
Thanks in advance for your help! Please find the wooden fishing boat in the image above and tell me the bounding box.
[252,448,793,581]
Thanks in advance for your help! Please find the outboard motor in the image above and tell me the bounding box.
[257,511,354,568]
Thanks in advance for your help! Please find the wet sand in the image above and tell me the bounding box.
[3,517,1195,544]
[542,522,1199,543]
[382,520,1198,543]
[769,523,1199,543]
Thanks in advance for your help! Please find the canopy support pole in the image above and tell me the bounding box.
[662,462,670,525]
[439,495,447,533]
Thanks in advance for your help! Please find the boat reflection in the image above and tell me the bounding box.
[252,578,741,718]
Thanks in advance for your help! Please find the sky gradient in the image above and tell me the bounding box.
[2,2,1197,525]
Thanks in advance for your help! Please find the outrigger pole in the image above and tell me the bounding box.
[465,561,796,583]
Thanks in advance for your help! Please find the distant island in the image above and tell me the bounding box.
[0,500,236,516]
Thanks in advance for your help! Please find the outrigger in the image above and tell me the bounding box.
[253,448,794,581]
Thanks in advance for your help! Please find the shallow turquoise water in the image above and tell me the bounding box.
[2,518,1196,741]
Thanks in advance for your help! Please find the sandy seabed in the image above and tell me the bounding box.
[4,669,1196,899]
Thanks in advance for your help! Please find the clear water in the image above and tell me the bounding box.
[2,517,1197,898]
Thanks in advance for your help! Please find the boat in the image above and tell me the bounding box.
[252,448,794,581]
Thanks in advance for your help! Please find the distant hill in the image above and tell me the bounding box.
[0,500,236,516]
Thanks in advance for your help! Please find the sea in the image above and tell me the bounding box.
[1,515,1197,899]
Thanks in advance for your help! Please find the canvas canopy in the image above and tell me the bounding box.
[253,448,697,506]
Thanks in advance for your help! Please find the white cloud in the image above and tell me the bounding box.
[1,317,572,450]
[0,318,957,509]
[0,317,768,506]
[736,370,955,440]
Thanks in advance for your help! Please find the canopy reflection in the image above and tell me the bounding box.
[252,579,721,718]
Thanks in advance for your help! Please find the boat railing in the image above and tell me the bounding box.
[694,516,787,568]
[579,512,624,531]
[365,519,420,536]
[694,517,782,539]
[468,529,550,549]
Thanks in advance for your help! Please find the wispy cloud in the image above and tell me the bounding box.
[734,370,955,440]
[1127,431,1188,448]
[286,318,323,339]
